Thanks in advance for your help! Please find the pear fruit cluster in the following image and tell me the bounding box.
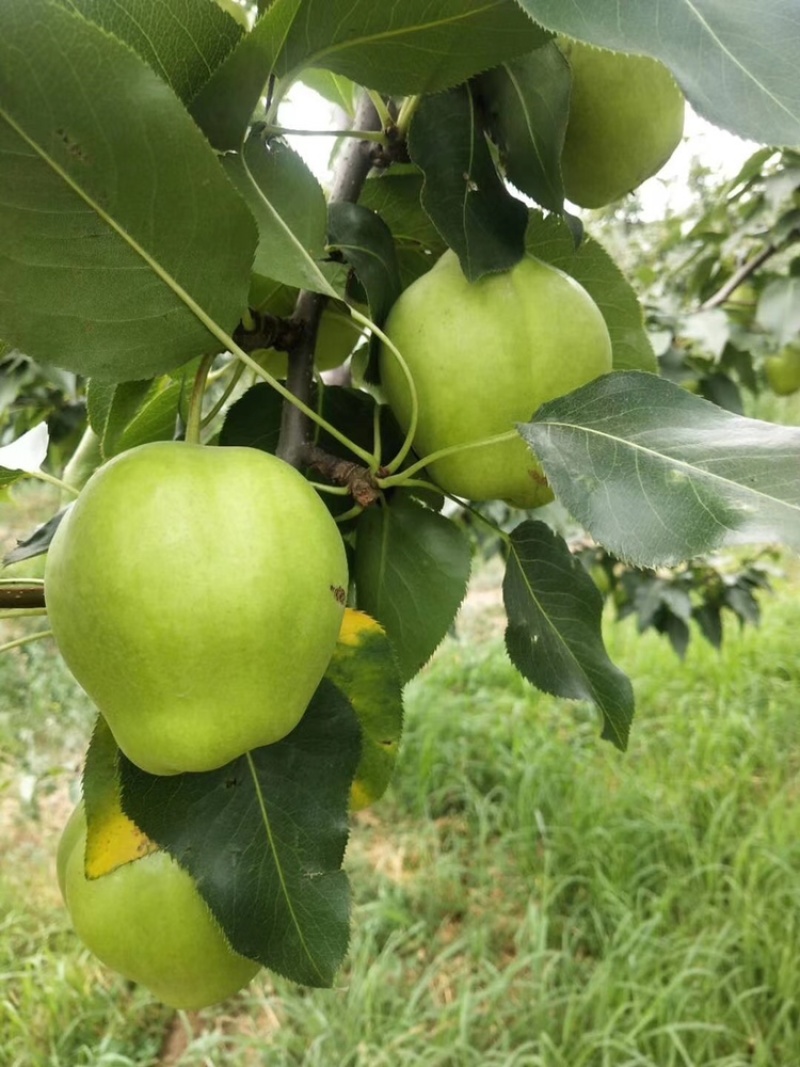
[380,250,613,508]
[47,440,348,1006]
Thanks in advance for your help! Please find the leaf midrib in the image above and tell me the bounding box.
[532,419,800,514]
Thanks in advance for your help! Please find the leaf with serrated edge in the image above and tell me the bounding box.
[476,43,571,214]
[328,202,402,329]
[354,495,472,682]
[327,609,404,811]
[521,371,800,567]
[56,0,243,104]
[504,520,633,749]
[224,134,339,296]
[83,718,158,880]
[512,0,800,148]
[120,680,360,988]
[0,0,257,382]
[193,0,548,150]
[526,213,656,373]
[409,86,529,282]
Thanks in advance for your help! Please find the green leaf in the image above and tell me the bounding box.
[358,167,449,289]
[504,521,633,749]
[408,86,529,282]
[56,0,243,104]
[300,70,359,116]
[191,0,304,150]
[223,133,337,295]
[326,609,404,811]
[87,378,184,461]
[476,42,571,214]
[219,381,285,454]
[193,0,548,149]
[354,495,472,682]
[0,0,257,382]
[526,213,657,373]
[511,0,800,147]
[521,371,800,567]
[327,203,402,327]
[120,679,361,988]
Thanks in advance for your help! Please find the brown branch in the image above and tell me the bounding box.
[699,244,780,311]
[299,444,383,507]
[276,93,383,468]
[0,585,46,609]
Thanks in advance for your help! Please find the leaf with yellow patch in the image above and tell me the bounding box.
[327,609,403,810]
[83,717,158,879]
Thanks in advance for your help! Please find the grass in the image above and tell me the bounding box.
[1,491,800,1064]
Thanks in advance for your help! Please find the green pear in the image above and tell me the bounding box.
[58,803,259,1010]
[45,441,348,775]
[558,39,685,208]
[379,250,612,508]
[765,344,800,396]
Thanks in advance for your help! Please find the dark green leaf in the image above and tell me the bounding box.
[521,371,800,566]
[0,0,257,382]
[694,603,723,649]
[2,510,66,565]
[327,203,402,327]
[525,213,656,373]
[56,0,243,104]
[121,680,360,988]
[659,612,690,659]
[219,382,284,454]
[511,0,800,147]
[358,167,448,289]
[408,86,529,281]
[476,42,570,214]
[724,585,761,626]
[354,495,472,682]
[504,520,633,750]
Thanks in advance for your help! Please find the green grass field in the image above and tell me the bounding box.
[1,500,799,1064]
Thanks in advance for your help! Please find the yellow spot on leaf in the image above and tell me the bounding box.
[337,607,386,648]
[85,808,158,879]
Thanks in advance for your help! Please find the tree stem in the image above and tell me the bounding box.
[276,93,382,467]
[700,244,779,310]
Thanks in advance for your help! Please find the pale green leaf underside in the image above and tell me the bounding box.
[0,0,256,381]
[193,0,548,149]
[522,371,800,567]
[224,136,337,296]
[273,0,549,94]
[512,0,800,147]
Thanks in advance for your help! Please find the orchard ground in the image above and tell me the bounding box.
[1,470,800,1066]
